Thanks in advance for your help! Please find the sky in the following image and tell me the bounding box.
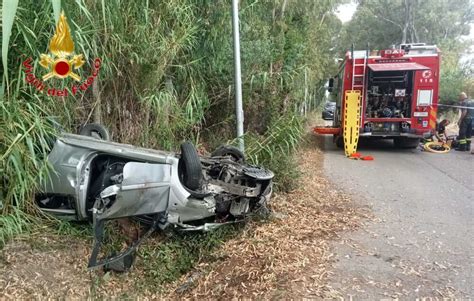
[334,1,358,24]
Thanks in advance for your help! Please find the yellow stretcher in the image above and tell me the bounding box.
[343,90,361,157]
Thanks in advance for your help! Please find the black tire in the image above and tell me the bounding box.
[211,145,245,163]
[179,141,203,190]
[335,135,344,149]
[79,123,110,140]
[394,137,420,149]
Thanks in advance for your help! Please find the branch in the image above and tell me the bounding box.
[281,0,288,18]
[365,2,403,31]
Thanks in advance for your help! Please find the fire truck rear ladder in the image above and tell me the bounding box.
[351,44,369,92]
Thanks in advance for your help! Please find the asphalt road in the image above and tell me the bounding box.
[322,137,473,298]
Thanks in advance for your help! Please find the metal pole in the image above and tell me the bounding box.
[231,0,244,152]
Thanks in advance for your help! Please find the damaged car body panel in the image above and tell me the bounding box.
[95,162,189,220]
[36,132,274,270]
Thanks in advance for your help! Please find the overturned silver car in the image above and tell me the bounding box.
[36,127,273,270]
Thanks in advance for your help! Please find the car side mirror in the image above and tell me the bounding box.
[327,78,334,92]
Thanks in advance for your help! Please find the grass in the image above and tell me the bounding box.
[0,98,58,246]
[237,114,305,192]
[137,225,242,291]
[0,209,31,248]
[55,220,92,238]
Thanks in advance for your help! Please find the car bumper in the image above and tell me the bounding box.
[359,131,432,139]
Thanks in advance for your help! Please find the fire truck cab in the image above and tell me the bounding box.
[328,43,441,148]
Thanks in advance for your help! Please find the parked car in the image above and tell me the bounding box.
[322,101,336,120]
[36,124,273,271]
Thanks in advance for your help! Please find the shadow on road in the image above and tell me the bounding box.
[313,134,417,155]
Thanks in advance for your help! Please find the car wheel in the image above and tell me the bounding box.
[179,141,203,190]
[211,145,245,163]
[79,123,110,140]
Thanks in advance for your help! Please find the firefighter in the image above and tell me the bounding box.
[456,92,473,151]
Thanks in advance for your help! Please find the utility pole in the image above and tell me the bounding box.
[231,0,244,152]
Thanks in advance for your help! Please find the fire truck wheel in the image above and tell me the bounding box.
[394,137,420,149]
[335,136,344,149]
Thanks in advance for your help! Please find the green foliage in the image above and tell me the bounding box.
[0,1,68,240]
[242,115,304,192]
[138,226,239,288]
[1,0,342,246]
[55,220,91,238]
[439,42,474,104]
[0,208,30,248]
[0,97,58,244]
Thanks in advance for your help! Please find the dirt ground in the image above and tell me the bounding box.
[0,133,369,299]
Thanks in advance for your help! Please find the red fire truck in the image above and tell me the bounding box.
[322,43,441,148]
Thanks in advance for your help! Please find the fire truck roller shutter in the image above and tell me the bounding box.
[368,63,430,72]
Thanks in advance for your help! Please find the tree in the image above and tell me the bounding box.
[342,0,473,49]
